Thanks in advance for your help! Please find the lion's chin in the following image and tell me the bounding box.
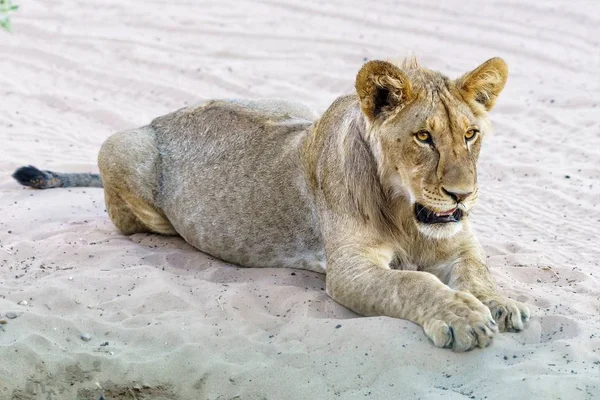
[411,202,465,239]
[415,221,463,239]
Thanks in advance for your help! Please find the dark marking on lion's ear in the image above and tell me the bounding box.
[372,87,391,117]
[355,60,412,121]
[456,57,508,111]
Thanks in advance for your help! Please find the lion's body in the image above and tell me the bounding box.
[100,100,326,271]
[16,58,531,351]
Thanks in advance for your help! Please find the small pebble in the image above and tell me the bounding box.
[0,319,7,325]
[18,300,28,306]
[5,312,18,319]
[68,277,74,281]
[100,342,109,347]
[81,333,92,342]
[335,324,342,329]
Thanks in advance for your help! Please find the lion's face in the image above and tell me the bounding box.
[380,93,486,238]
[355,58,507,239]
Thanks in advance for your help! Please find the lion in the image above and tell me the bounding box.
[13,57,529,351]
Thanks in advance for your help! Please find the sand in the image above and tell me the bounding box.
[1,0,599,399]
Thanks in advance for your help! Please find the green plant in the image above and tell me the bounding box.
[1,0,19,31]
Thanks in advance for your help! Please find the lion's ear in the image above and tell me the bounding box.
[457,57,508,111]
[355,60,412,121]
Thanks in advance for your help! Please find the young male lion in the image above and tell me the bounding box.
[13,57,529,351]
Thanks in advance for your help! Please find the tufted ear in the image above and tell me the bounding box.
[355,60,412,121]
[457,57,508,111]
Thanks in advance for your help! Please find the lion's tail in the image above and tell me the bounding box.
[12,165,103,189]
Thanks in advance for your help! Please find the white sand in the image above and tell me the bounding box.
[1,0,599,399]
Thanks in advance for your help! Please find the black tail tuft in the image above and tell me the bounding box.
[12,165,59,189]
[12,166,102,189]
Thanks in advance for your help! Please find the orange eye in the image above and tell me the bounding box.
[415,130,431,143]
[465,129,479,141]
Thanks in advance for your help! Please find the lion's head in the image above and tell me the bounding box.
[354,57,508,239]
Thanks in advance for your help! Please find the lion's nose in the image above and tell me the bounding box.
[442,187,472,203]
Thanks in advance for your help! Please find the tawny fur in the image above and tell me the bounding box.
[22,58,530,351]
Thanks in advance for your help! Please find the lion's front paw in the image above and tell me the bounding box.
[423,290,498,352]
[482,296,530,332]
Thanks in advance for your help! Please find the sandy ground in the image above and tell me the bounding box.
[1,0,599,399]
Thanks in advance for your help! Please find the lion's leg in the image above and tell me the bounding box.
[98,127,176,236]
[103,187,148,235]
[443,257,530,332]
[323,226,497,352]
[103,186,176,235]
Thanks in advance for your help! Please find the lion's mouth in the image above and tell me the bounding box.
[414,203,463,224]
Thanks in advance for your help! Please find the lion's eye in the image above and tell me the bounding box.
[465,129,479,141]
[415,130,432,144]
